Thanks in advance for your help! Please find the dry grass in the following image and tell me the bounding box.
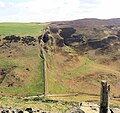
[45,44,120,98]
[0,23,46,96]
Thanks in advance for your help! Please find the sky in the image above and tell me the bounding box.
[0,0,120,22]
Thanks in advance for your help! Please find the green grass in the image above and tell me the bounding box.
[62,45,75,53]
[0,58,44,96]
[0,45,44,96]
[0,23,45,37]
[0,96,74,112]
[110,104,120,109]
[0,58,15,69]
[48,80,72,94]
[0,23,46,96]
[46,56,73,94]
[63,57,93,78]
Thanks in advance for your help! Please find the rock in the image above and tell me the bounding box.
[70,108,85,113]
[26,68,30,71]
[39,33,49,43]
[3,35,21,43]
[18,110,23,113]
[21,36,36,45]
[110,109,114,113]
[1,110,6,113]
[25,108,33,113]
[59,27,76,39]
[1,109,9,113]
[50,27,58,33]
[36,109,40,112]
[90,106,97,111]
[87,39,107,49]
[111,108,120,113]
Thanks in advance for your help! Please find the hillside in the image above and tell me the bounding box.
[0,23,45,96]
[0,19,120,111]
[40,18,120,98]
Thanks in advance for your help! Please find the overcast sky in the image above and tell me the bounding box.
[0,0,120,22]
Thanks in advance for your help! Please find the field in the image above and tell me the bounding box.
[0,23,45,96]
[0,21,120,112]
[0,23,44,37]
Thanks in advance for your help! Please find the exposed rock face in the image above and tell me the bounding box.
[70,35,120,54]
[56,38,64,47]
[49,18,120,55]
[38,33,50,44]
[87,39,108,49]
[49,23,120,53]
[42,33,50,43]
[1,35,37,47]
[59,27,76,45]
[59,31,120,53]
[78,35,120,50]
[3,35,21,43]
[50,27,58,33]
[21,36,36,45]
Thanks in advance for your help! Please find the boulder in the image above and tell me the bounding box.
[25,108,33,113]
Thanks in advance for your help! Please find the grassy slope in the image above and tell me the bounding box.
[0,23,45,96]
[43,26,120,97]
[0,23,119,107]
[0,48,44,96]
[46,44,120,96]
[0,96,71,112]
[45,45,120,107]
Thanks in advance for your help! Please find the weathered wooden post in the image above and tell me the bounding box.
[100,80,110,113]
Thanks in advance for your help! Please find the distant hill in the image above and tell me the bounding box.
[50,18,120,27]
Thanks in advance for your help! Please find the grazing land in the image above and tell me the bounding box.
[0,19,120,112]
[0,23,45,96]
[0,23,44,37]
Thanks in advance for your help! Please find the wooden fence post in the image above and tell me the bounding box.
[100,80,110,113]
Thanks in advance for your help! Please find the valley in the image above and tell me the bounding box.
[0,19,120,112]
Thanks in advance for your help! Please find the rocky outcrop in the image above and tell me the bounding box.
[3,35,21,43]
[1,35,37,47]
[59,27,76,38]
[0,107,51,113]
[50,27,58,33]
[87,39,108,49]
[21,36,36,45]
[80,35,120,50]
[38,33,50,43]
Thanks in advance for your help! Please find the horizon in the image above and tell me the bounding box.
[0,0,120,22]
[0,18,120,23]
